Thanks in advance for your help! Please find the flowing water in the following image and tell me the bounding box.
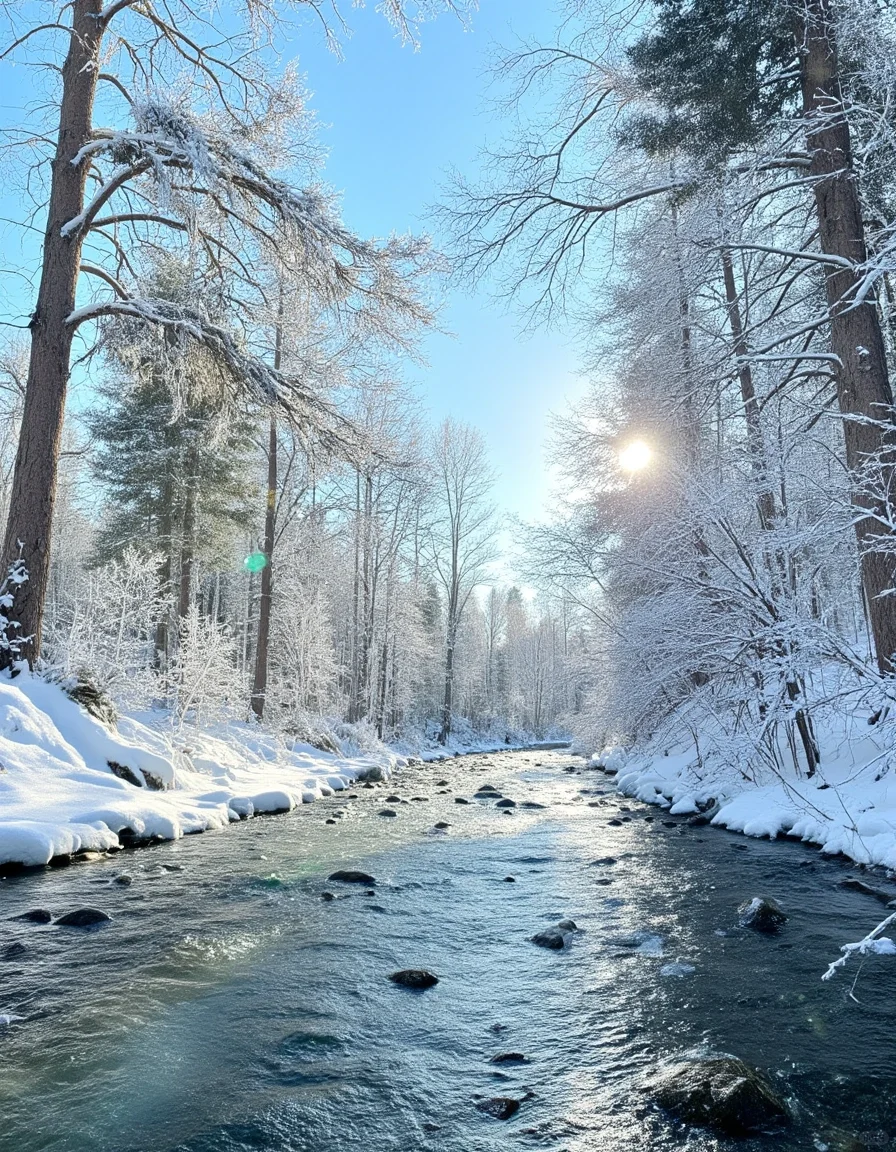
[1,749,895,1152]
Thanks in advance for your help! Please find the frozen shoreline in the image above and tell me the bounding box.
[592,713,896,875]
[0,673,569,872]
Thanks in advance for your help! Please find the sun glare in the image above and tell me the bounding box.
[619,439,653,472]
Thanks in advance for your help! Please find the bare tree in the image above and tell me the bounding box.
[0,0,468,665]
[426,418,497,743]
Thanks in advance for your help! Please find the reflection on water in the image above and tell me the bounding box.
[1,750,895,1151]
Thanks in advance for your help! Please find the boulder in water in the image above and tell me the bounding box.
[378,809,398,818]
[737,897,787,933]
[328,870,376,886]
[496,798,517,808]
[645,1055,790,1134]
[11,909,52,924]
[476,1096,521,1120]
[530,929,566,950]
[454,797,470,805]
[389,969,439,989]
[55,908,112,928]
[490,1052,528,1064]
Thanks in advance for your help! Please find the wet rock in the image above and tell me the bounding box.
[595,877,613,886]
[645,1055,790,1135]
[55,908,112,928]
[530,930,566,950]
[454,797,470,805]
[388,969,439,989]
[434,821,451,830]
[321,892,335,902]
[328,870,377,886]
[504,876,516,882]
[737,897,788,933]
[325,818,337,825]
[411,796,429,802]
[838,877,895,904]
[490,1023,509,1033]
[496,798,517,808]
[437,780,450,786]
[2,942,27,961]
[476,1096,521,1120]
[378,809,398,818]
[590,856,617,867]
[113,874,133,886]
[607,818,623,827]
[520,801,547,809]
[12,909,52,924]
[557,918,578,931]
[662,820,677,828]
[490,1052,529,1064]
[385,795,402,803]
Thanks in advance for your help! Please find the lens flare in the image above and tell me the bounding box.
[619,439,653,472]
[244,550,267,573]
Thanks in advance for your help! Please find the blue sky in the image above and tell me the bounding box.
[287,1,585,522]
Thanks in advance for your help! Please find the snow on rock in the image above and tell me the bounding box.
[0,673,399,868]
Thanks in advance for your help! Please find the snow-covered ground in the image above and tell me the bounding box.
[0,673,566,869]
[592,704,896,872]
[0,674,406,868]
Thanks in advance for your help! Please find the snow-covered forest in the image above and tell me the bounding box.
[0,0,582,766]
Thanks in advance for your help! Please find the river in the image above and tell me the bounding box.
[1,748,894,1151]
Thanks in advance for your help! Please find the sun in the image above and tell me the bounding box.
[619,439,653,472]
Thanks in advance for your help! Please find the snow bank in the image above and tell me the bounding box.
[0,674,400,868]
[591,707,896,871]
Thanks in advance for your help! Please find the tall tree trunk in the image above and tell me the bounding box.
[799,0,896,672]
[251,411,278,720]
[177,447,199,622]
[439,618,456,745]
[251,302,283,721]
[0,1,103,665]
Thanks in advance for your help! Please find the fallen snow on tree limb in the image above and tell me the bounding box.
[0,673,401,868]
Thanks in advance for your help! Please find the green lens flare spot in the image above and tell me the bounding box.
[244,550,267,573]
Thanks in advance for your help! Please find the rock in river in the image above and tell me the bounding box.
[55,908,112,928]
[496,798,517,808]
[530,930,566,950]
[476,1096,521,1120]
[737,896,788,933]
[378,809,398,818]
[11,909,52,924]
[389,969,439,989]
[490,1052,529,1064]
[645,1055,790,1134]
[454,797,470,805]
[328,869,377,886]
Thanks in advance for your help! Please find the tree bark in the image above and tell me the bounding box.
[799,0,896,672]
[0,1,104,664]
[177,447,198,622]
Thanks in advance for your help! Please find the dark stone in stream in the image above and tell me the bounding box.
[389,969,439,989]
[411,797,429,801]
[504,876,516,882]
[607,819,623,827]
[530,930,566,950]
[437,780,450,786]
[454,797,470,805]
[645,1055,790,1135]
[378,809,398,818]
[476,1096,521,1120]
[837,877,895,904]
[662,821,677,828]
[321,892,335,902]
[2,942,27,960]
[325,818,337,825]
[328,870,377,885]
[385,795,402,803]
[12,909,52,924]
[496,798,517,808]
[520,802,547,809]
[590,857,617,866]
[113,874,132,886]
[643,816,655,823]
[55,908,112,928]
[434,821,451,830]
[490,1052,529,1064]
[737,897,788,933]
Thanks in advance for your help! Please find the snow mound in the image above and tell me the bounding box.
[0,673,398,867]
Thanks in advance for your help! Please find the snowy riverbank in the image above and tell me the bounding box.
[593,704,896,872]
[0,673,565,869]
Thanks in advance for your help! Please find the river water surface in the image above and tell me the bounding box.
[2,749,896,1151]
